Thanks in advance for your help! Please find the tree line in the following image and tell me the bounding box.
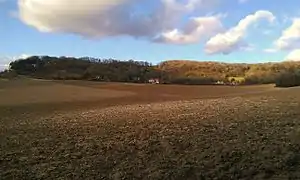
[159,60,300,87]
[6,56,161,83]
[1,56,300,87]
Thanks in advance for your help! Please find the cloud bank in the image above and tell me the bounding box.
[205,10,275,54]
[18,0,216,40]
[285,49,300,61]
[275,18,300,50]
[17,0,292,57]
[155,15,224,44]
[0,54,30,71]
[0,57,12,71]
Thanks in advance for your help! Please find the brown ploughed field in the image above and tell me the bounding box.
[1,78,300,179]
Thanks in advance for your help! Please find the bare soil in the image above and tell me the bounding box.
[1,79,299,179]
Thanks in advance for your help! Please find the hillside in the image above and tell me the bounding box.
[158,60,250,78]
[158,60,300,85]
[2,56,300,87]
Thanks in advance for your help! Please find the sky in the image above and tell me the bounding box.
[1,0,300,70]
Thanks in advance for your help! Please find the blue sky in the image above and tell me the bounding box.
[1,0,300,70]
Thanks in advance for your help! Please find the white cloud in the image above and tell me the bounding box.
[285,49,300,61]
[17,0,215,40]
[17,54,31,59]
[0,64,9,71]
[0,54,30,71]
[275,18,300,50]
[155,15,223,44]
[0,57,12,71]
[264,48,277,53]
[205,10,275,55]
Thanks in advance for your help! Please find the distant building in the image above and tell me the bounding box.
[148,78,160,84]
[215,81,225,85]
